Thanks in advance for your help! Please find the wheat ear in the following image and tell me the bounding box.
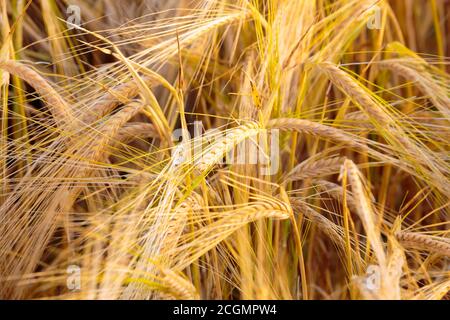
[314,179,360,214]
[159,195,202,259]
[266,118,363,150]
[82,76,152,124]
[323,63,450,194]
[290,198,347,250]
[82,101,146,163]
[160,268,199,300]
[341,159,386,266]
[285,156,346,183]
[0,60,75,128]
[195,122,260,173]
[320,63,434,160]
[396,232,450,257]
[377,61,450,119]
[343,111,374,130]
[320,63,392,124]
[410,280,450,300]
[113,122,157,144]
[169,198,291,270]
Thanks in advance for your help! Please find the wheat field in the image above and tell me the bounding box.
[0,0,449,300]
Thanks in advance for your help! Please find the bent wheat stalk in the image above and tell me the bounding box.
[0,60,76,129]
